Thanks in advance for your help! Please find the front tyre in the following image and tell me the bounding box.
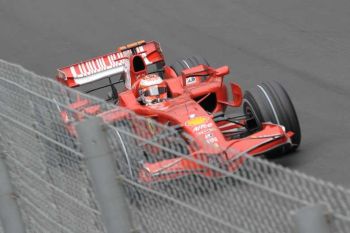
[243,81,301,157]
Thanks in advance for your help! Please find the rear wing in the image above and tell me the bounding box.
[56,40,164,89]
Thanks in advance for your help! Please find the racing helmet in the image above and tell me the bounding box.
[138,74,167,105]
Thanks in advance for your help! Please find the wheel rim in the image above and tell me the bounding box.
[243,100,260,124]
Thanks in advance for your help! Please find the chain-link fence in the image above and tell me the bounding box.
[0,60,112,233]
[105,111,350,233]
[0,59,350,233]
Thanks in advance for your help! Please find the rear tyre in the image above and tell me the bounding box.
[243,81,301,157]
[170,55,210,76]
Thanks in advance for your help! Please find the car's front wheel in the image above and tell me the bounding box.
[243,81,301,157]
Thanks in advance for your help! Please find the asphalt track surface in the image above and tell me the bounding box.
[1,0,350,187]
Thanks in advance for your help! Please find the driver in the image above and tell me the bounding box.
[138,74,168,105]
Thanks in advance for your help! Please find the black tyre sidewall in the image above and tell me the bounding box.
[243,81,301,156]
[243,91,264,129]
[259,82,301,147]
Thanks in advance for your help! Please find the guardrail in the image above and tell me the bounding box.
[0,59,349,233]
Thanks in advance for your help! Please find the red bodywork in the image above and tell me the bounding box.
[56,40,293,183]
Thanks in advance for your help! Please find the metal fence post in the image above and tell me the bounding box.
[76,116,133,233]
[0,144,26,233]
[292,204,332,233]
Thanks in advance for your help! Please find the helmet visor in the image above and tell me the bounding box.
[143,85,167,96]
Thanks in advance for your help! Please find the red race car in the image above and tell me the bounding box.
[56,40,301,183]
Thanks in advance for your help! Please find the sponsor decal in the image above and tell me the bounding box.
[193,122,213,132]
[70,50,132,79]
[185,76,196,85]
[205,133,218,144]
[185,116,209,127]
[197,128,215,135]
[206,137,218,144]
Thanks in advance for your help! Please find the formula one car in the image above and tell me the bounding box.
[56,40,301,183]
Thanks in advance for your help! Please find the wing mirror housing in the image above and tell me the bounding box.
[218,82,242,107]
[230,82,242,107]
[215,66,229,77]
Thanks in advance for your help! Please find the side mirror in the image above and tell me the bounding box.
[215,66,230,77]
[230,82,242,107]
[217,82,242,107]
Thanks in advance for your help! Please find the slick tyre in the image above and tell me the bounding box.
[243,81,301,157]
[170,55,210,75]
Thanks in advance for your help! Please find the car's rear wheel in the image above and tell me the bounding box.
[243,81,301,157]
[170,55,210,75]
